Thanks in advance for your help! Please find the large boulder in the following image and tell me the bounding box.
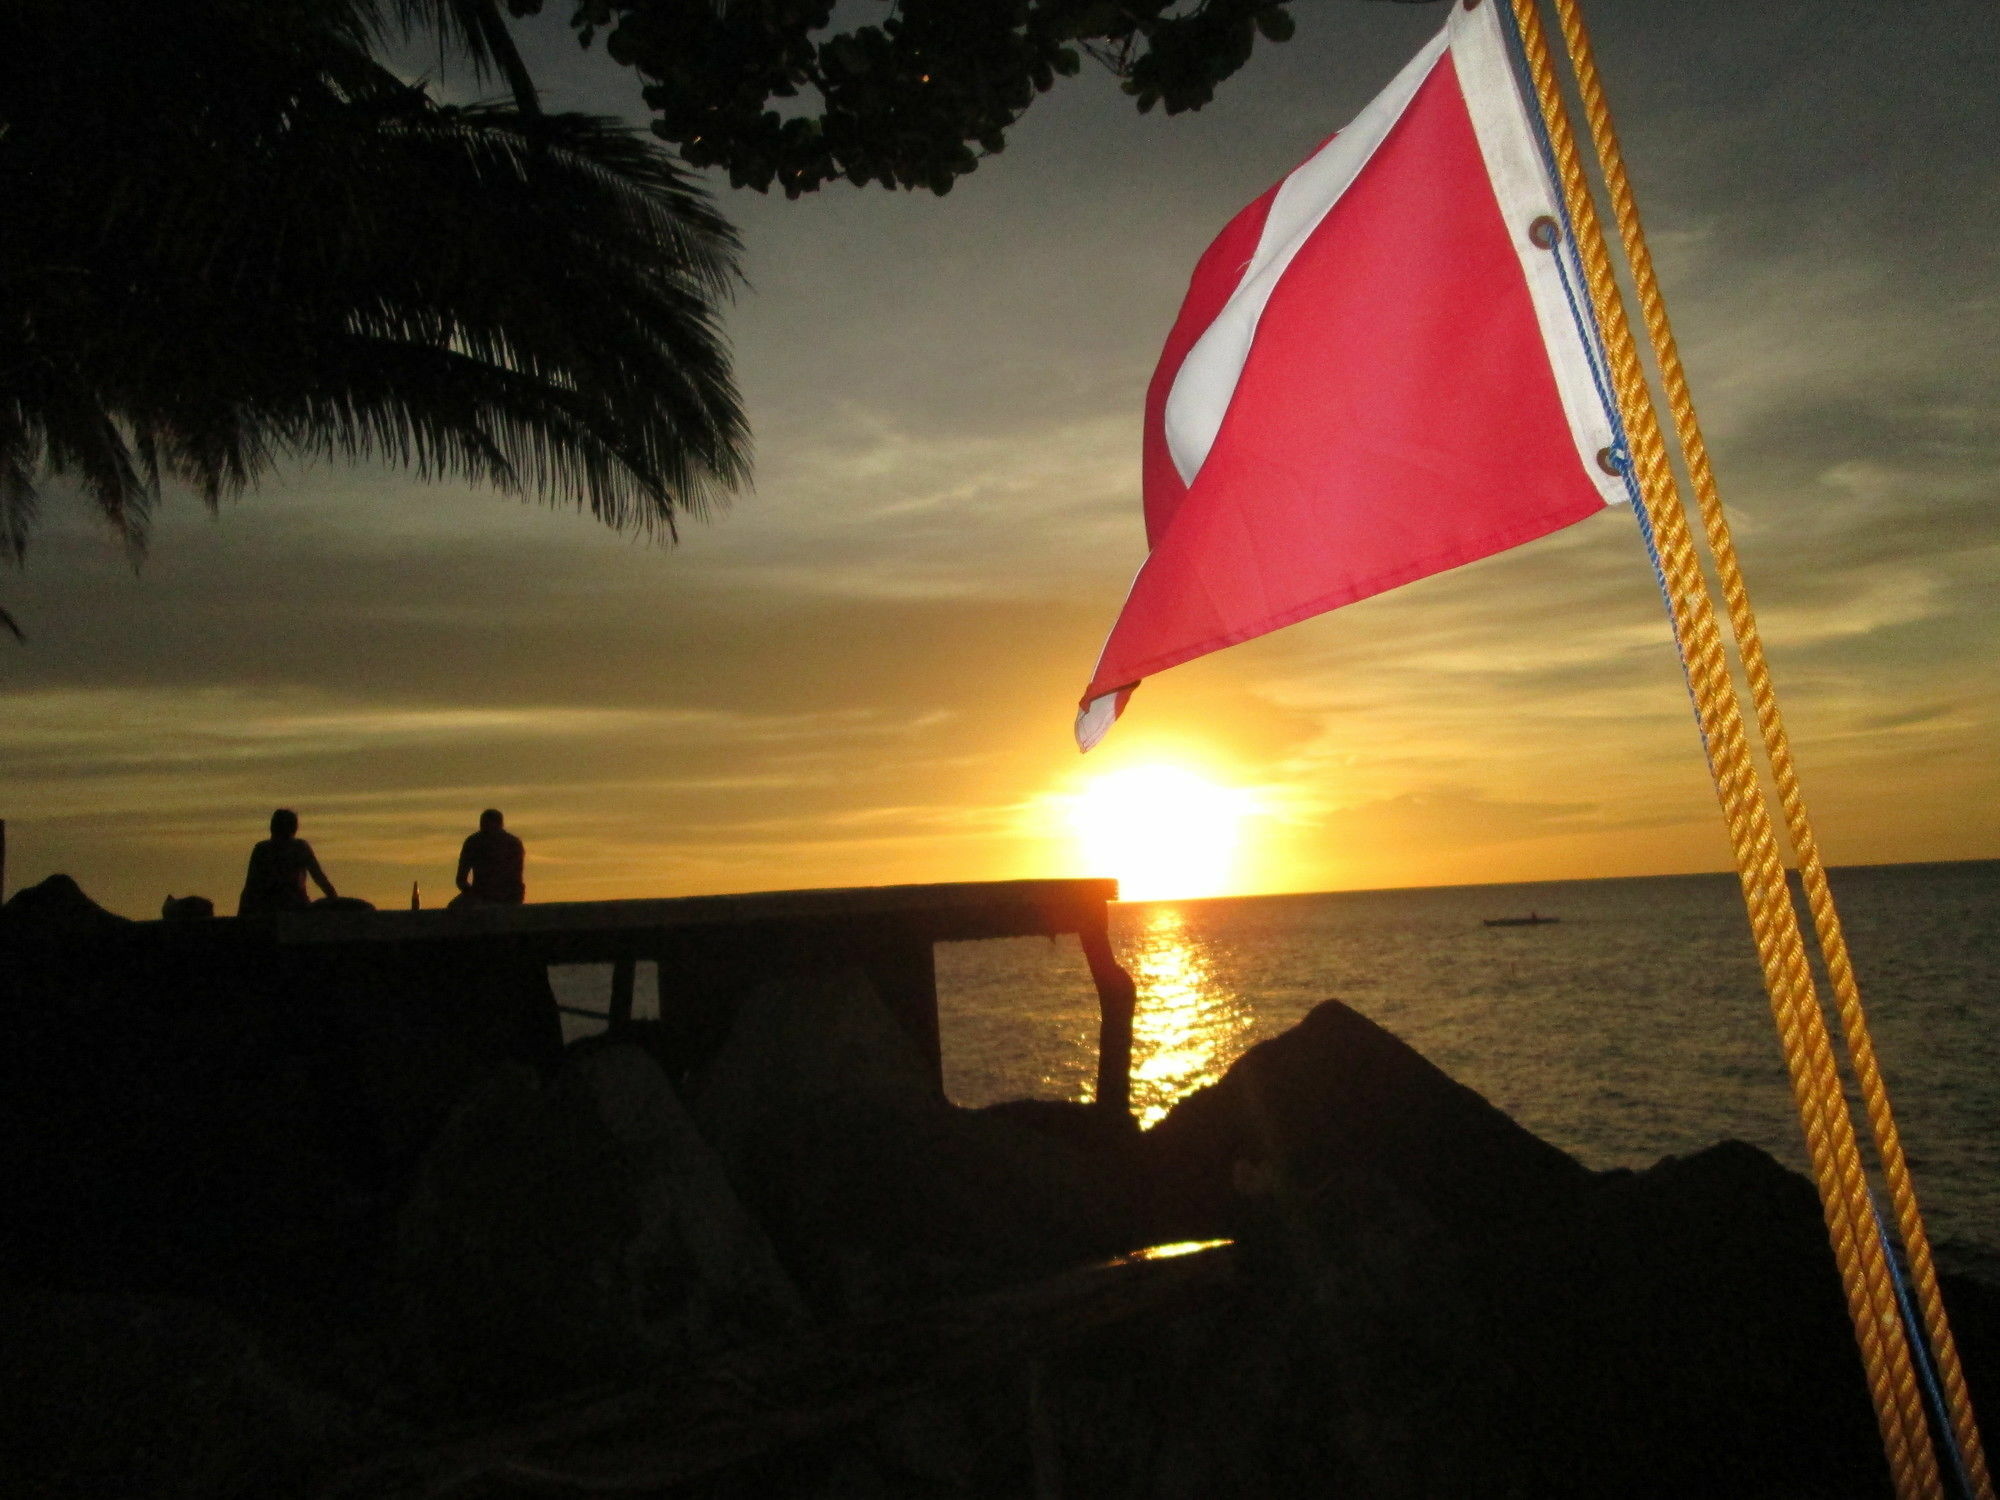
[2,873,130,933]
[565,1040,809,1345]
[0,928,567,1307]
[693,965,943,1134]
[1240,1137,1910,1499]
[1128,997,1960,1496]
[393,1046,805,1405]
[1470,1139,1893,1497]
[0,874,136,1015]
[690,968,1149,1314]
[0,988,382,1304]
[294,939,566,1165]
[0,1289,364,1500]
[1142,998,1592,1245]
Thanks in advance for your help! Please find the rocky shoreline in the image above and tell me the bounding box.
[3,875,1993,1497]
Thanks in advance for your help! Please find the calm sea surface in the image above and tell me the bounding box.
[558,860,2000,1278]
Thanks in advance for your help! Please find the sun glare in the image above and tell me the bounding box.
[1068,765,1254,901]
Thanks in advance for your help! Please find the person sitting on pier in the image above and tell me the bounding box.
[237,809,337,916]
[450,809,525,908]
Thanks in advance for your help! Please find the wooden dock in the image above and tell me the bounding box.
[273,878,1139,1115]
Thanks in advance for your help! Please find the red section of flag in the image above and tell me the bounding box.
[1079,41,1615,748]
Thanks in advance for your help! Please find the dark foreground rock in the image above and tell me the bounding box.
[0,1289,369,1500]
[0,941,562,1306]
[1116,1002,1913,1497]
[4,872,131,932]
[1,888,1992,1500]
[394,1046,807,1407]
[1497,1140,1892,1495]
[689,968,1150,1315]
[1141,996,1593,1243]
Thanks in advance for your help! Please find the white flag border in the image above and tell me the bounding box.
[1451,0,1627,510]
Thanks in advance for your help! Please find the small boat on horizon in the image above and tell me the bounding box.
[1483,912,1559,928]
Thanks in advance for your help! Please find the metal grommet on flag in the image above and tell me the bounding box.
[1528,215,1561,249]
[1463,0,1483,11]
[1595,446,1622,476]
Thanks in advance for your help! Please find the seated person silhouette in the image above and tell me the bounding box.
[237,809,336,916]
[451,809,525,909]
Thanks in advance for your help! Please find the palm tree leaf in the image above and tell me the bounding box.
[0,0,750,593]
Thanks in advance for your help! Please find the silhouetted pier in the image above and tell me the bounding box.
[274,878,1139,1115]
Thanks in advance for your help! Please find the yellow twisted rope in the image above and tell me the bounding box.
[1500,2,1940,1493]
[1544,2,1991,1490]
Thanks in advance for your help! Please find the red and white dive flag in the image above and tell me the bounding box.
[1076,0,1629,750]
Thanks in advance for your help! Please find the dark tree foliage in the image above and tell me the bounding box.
[520,1,1357,197]
[0,0,747,637]
[0,0,1422,638]
[393,0,548,113]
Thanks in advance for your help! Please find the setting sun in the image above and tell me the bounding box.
[1068,765,1256,901]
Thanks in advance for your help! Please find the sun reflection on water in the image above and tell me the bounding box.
[1127,906,1253,1126]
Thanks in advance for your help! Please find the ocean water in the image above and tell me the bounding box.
[558,860,2000,1277]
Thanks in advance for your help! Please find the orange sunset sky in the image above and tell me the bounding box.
[5,0,1997,917]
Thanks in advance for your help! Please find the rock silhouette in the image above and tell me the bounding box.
[689,968,1149,1314]
[3,872,129,933]
[1141,996,1593,1244]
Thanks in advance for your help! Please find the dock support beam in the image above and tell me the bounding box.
[1078,920,1136,1120]
[609,954,636,1028]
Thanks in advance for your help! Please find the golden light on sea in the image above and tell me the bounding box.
[1066,764,1256,901]
[1124,905,1251,1124]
